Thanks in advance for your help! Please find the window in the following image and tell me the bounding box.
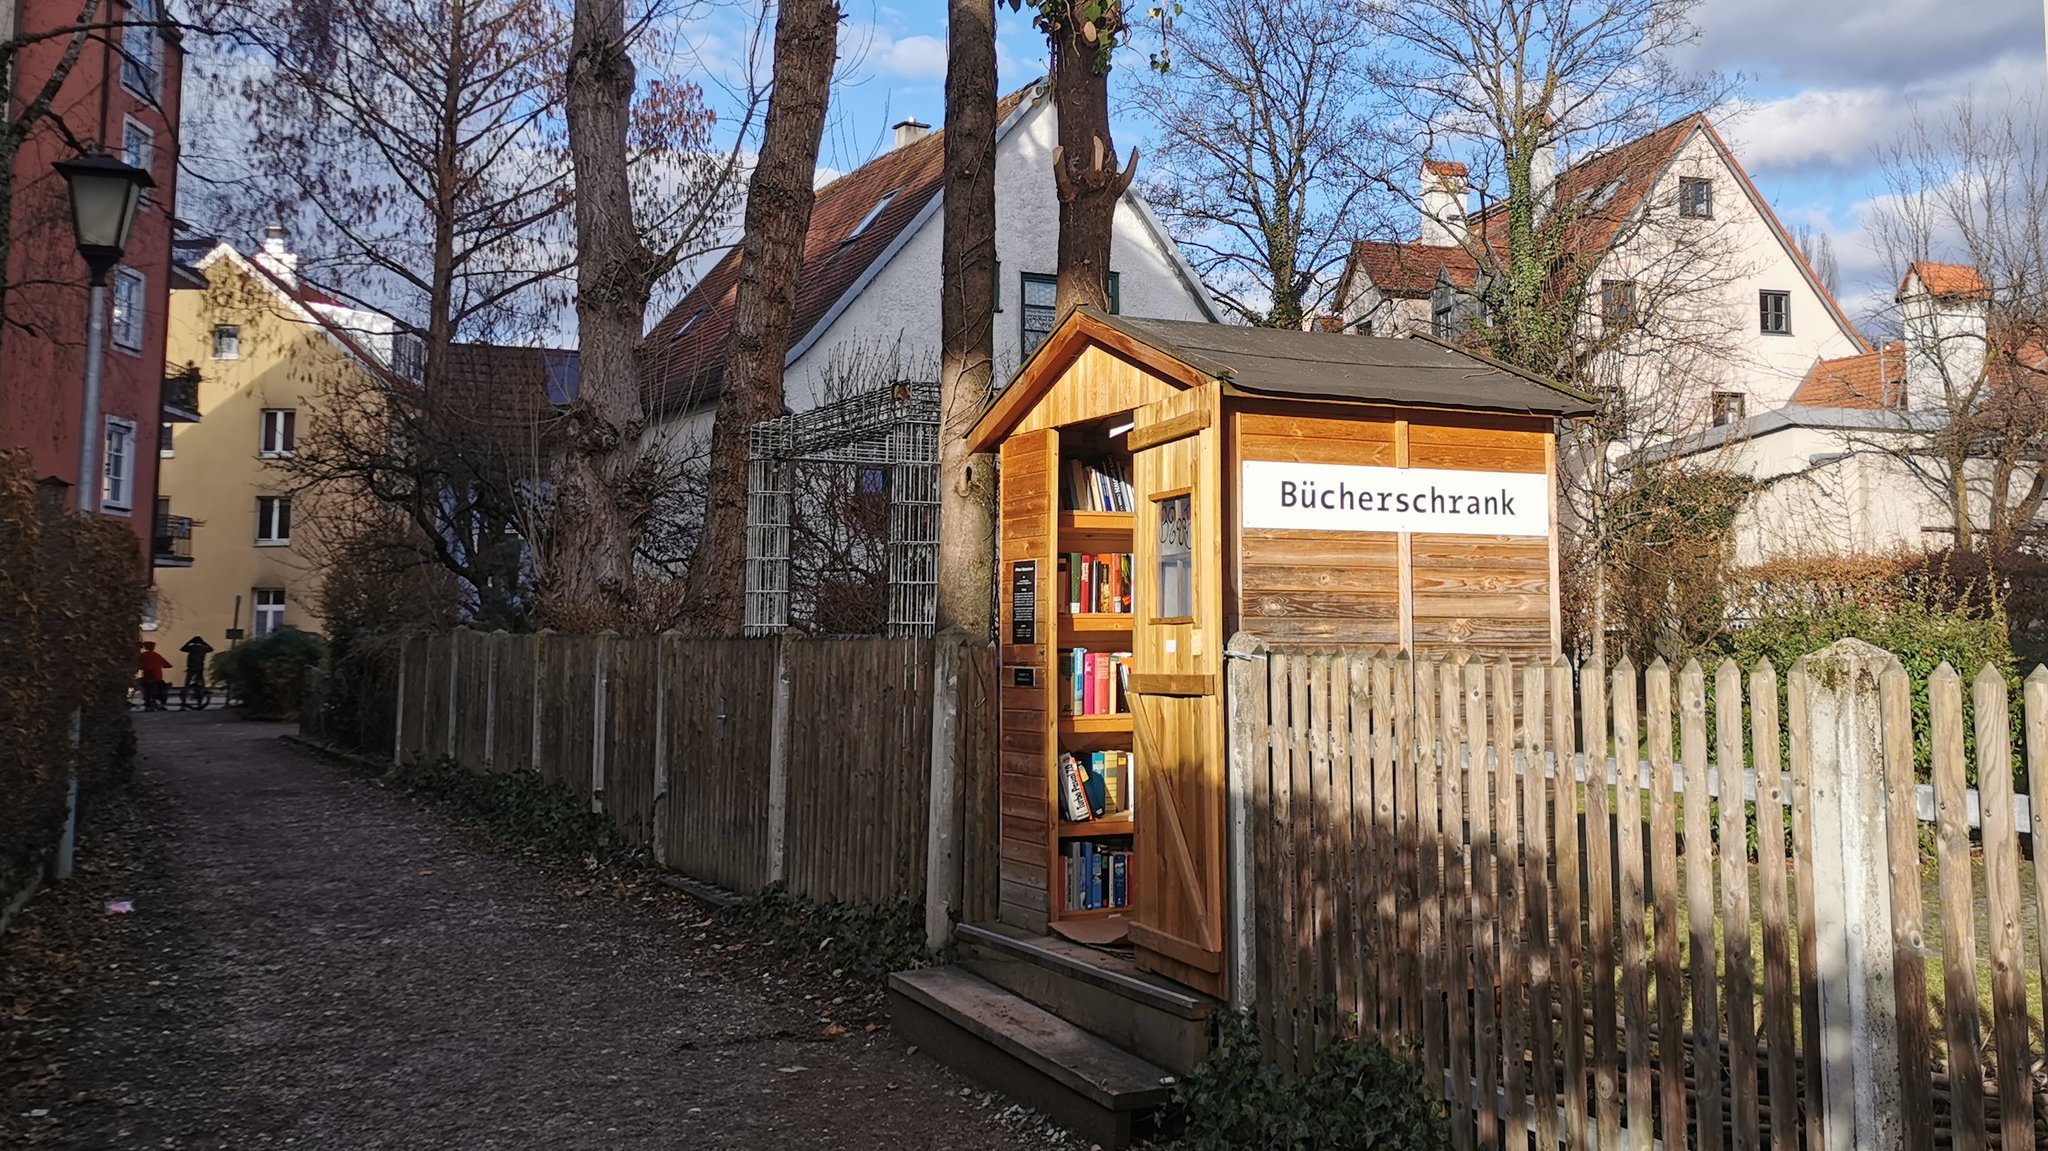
[260,409,297,457]
[252,589,286,638]
[391,333,426,382]
[1711,391,1747,428]
[1155,494,1192,619]
[102,417,137,512]
[1107,271,1121,315]
[1600,279,1638,329]
[1021,273,1058,356]
[111,268,144,352]
[212,324,240,359]
[121,0,159,96]
[256,495,292,544]
[1759,290,1790,334]
[843,189,899,243]
[141,588,159,633]
[121,118,154,209]
[159,421,174,457]
[1679,176,1712,219]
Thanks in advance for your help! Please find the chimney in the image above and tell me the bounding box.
[1529,124,1558,222]
[1419,160,1468,246]
[892,118,931,150]
[256,224,298,285]
[1899,261,1990,409]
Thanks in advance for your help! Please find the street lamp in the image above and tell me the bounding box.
[49,150,152,887]
[53,151,153,515]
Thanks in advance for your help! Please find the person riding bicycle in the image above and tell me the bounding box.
[137,642,172,711]
[179,635,213,692]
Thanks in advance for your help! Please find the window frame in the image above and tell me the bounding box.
[110,267,145,353]
[159,420,174,458]
[1711,390,1747,428]
[1020,272,1058,357]
[252,588,286,638]
[1600,279,1639,329]
[255,495,293,545]
[260,408,298,458]
[1759,289,1791,335]
[120,0,159,98]
[212,323,240,360]
[120,117,155,210]
[1678,176,1713,219]
[102,416,138,513]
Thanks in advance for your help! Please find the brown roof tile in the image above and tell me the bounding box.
[1344,240,1482,298]
[1792,342,1907,409]
[1900,261,1991,301]
[639,83,1039,418]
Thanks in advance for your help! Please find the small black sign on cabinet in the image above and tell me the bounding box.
[1010,560,1037,644]
[1012,666,1036,688]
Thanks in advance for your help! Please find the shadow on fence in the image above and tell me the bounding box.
[1230,632,2048,1151]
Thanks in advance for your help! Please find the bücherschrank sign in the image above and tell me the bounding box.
[1240,460,1549,537]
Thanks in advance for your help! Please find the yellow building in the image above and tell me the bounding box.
[152,229,416,648]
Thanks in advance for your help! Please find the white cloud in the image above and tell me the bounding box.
[842,23,948,81]
[1687,0,2040,89]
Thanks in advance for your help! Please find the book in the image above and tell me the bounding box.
[1084,752,1108,816]
[1060,754,1093,822]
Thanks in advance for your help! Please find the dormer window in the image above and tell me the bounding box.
[843,190,900,243]
[668,307,707,343]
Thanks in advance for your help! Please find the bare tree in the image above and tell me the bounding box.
[549,0,739,631]
[1134,0,1387,327]
[936,0,999,637]
[682,0,840,634]
[1794,222,1841,299]
[1864,95,2048,556]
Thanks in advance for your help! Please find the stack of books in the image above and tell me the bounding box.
[1059,750,1133,822]
[1060,552,1133,614]
[1062,648,1132,715]
[1062,457,1134,513]
[1063,841,1132,911]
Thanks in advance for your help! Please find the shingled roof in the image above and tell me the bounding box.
[639,83,1040,419]
[1791,342,1907,410]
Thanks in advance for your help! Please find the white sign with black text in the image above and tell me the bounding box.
[1241,460,1549,537]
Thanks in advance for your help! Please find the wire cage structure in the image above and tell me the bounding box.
[743,381,940,637]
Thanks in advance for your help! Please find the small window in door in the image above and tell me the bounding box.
[1156,493,1192,619]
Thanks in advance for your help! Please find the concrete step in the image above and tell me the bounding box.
[888,966,1177,1149]
[955,922,1216,1075]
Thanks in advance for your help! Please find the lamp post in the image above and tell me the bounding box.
[53,151,153,515]
[50,151,151,883]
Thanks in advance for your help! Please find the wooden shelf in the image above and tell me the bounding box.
[1058,510,1134,533]
[1060,713,1132,735]
[1063,612,1133,633]
[1053,906,1132,922]
[1058,816,1134,838]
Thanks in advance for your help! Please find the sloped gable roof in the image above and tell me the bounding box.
[1342,240,1481,300]
[1792,342,1907,409]
[195,242,398,379]
[1344,116,1869,352]
[1900,261,1991,301]
[639,83,1040,418]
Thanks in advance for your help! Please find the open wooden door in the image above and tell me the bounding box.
[1127,384,1227,997]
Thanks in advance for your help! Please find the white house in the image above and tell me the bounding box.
[1335,116,1868,428]
[1655,262,2047,563]
[638,81,1218,452]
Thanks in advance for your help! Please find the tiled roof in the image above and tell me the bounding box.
[440,343,576,459]
[1422,159,1468,178]
[1791,342,1906,409]
[1342,240,1482,298]
[639,83,1040,418]
[236,254,393,377]
[1900,261,1991,301]
[1345,115,1869,354]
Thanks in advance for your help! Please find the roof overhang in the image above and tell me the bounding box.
[966,308,1214,453]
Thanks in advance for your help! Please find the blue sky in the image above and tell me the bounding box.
[686,0,2046,328]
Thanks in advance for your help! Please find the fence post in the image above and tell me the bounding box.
[1225,632,1268,1012]
[1801,638,1905,1150]
[483,631,498,770]
[392,637,408,768]
[924,632,966,951]
[765,635,793,886]
[531,631,548,774]
[652,633,672,868]
[444,631,460,759]
[591,633,610,813]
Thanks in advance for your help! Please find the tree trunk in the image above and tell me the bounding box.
[935,0,998,638]
[1049,15,1134,317]
[550,0,655,631]
[682,0,839,635]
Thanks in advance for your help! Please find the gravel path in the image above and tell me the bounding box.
[4,710,1080,1150]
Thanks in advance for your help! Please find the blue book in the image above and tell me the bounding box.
[1084,752,1108,816]
[1111,853,1127,907]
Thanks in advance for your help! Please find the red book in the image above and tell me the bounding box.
[1093,652,1111,716]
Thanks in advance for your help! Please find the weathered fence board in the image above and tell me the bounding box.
[1241,637,2048,1151]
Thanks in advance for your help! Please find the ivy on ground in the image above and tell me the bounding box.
[1168,1010,1450,1151]
[388,756,649,870]
[721,885,932,985]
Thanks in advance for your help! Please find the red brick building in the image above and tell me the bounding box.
[1,0,184,553]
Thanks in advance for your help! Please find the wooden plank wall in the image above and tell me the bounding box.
[996,428,1058,932]
[377,630,981,907]
[784,638,934,904]
[1242,642,2048,1150]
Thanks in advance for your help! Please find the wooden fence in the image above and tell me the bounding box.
[1230,633,2048,1150]
[382,630,994,917]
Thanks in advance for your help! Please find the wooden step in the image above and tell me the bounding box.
[888,966,1175,1149]
[955,922,1216,1075]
